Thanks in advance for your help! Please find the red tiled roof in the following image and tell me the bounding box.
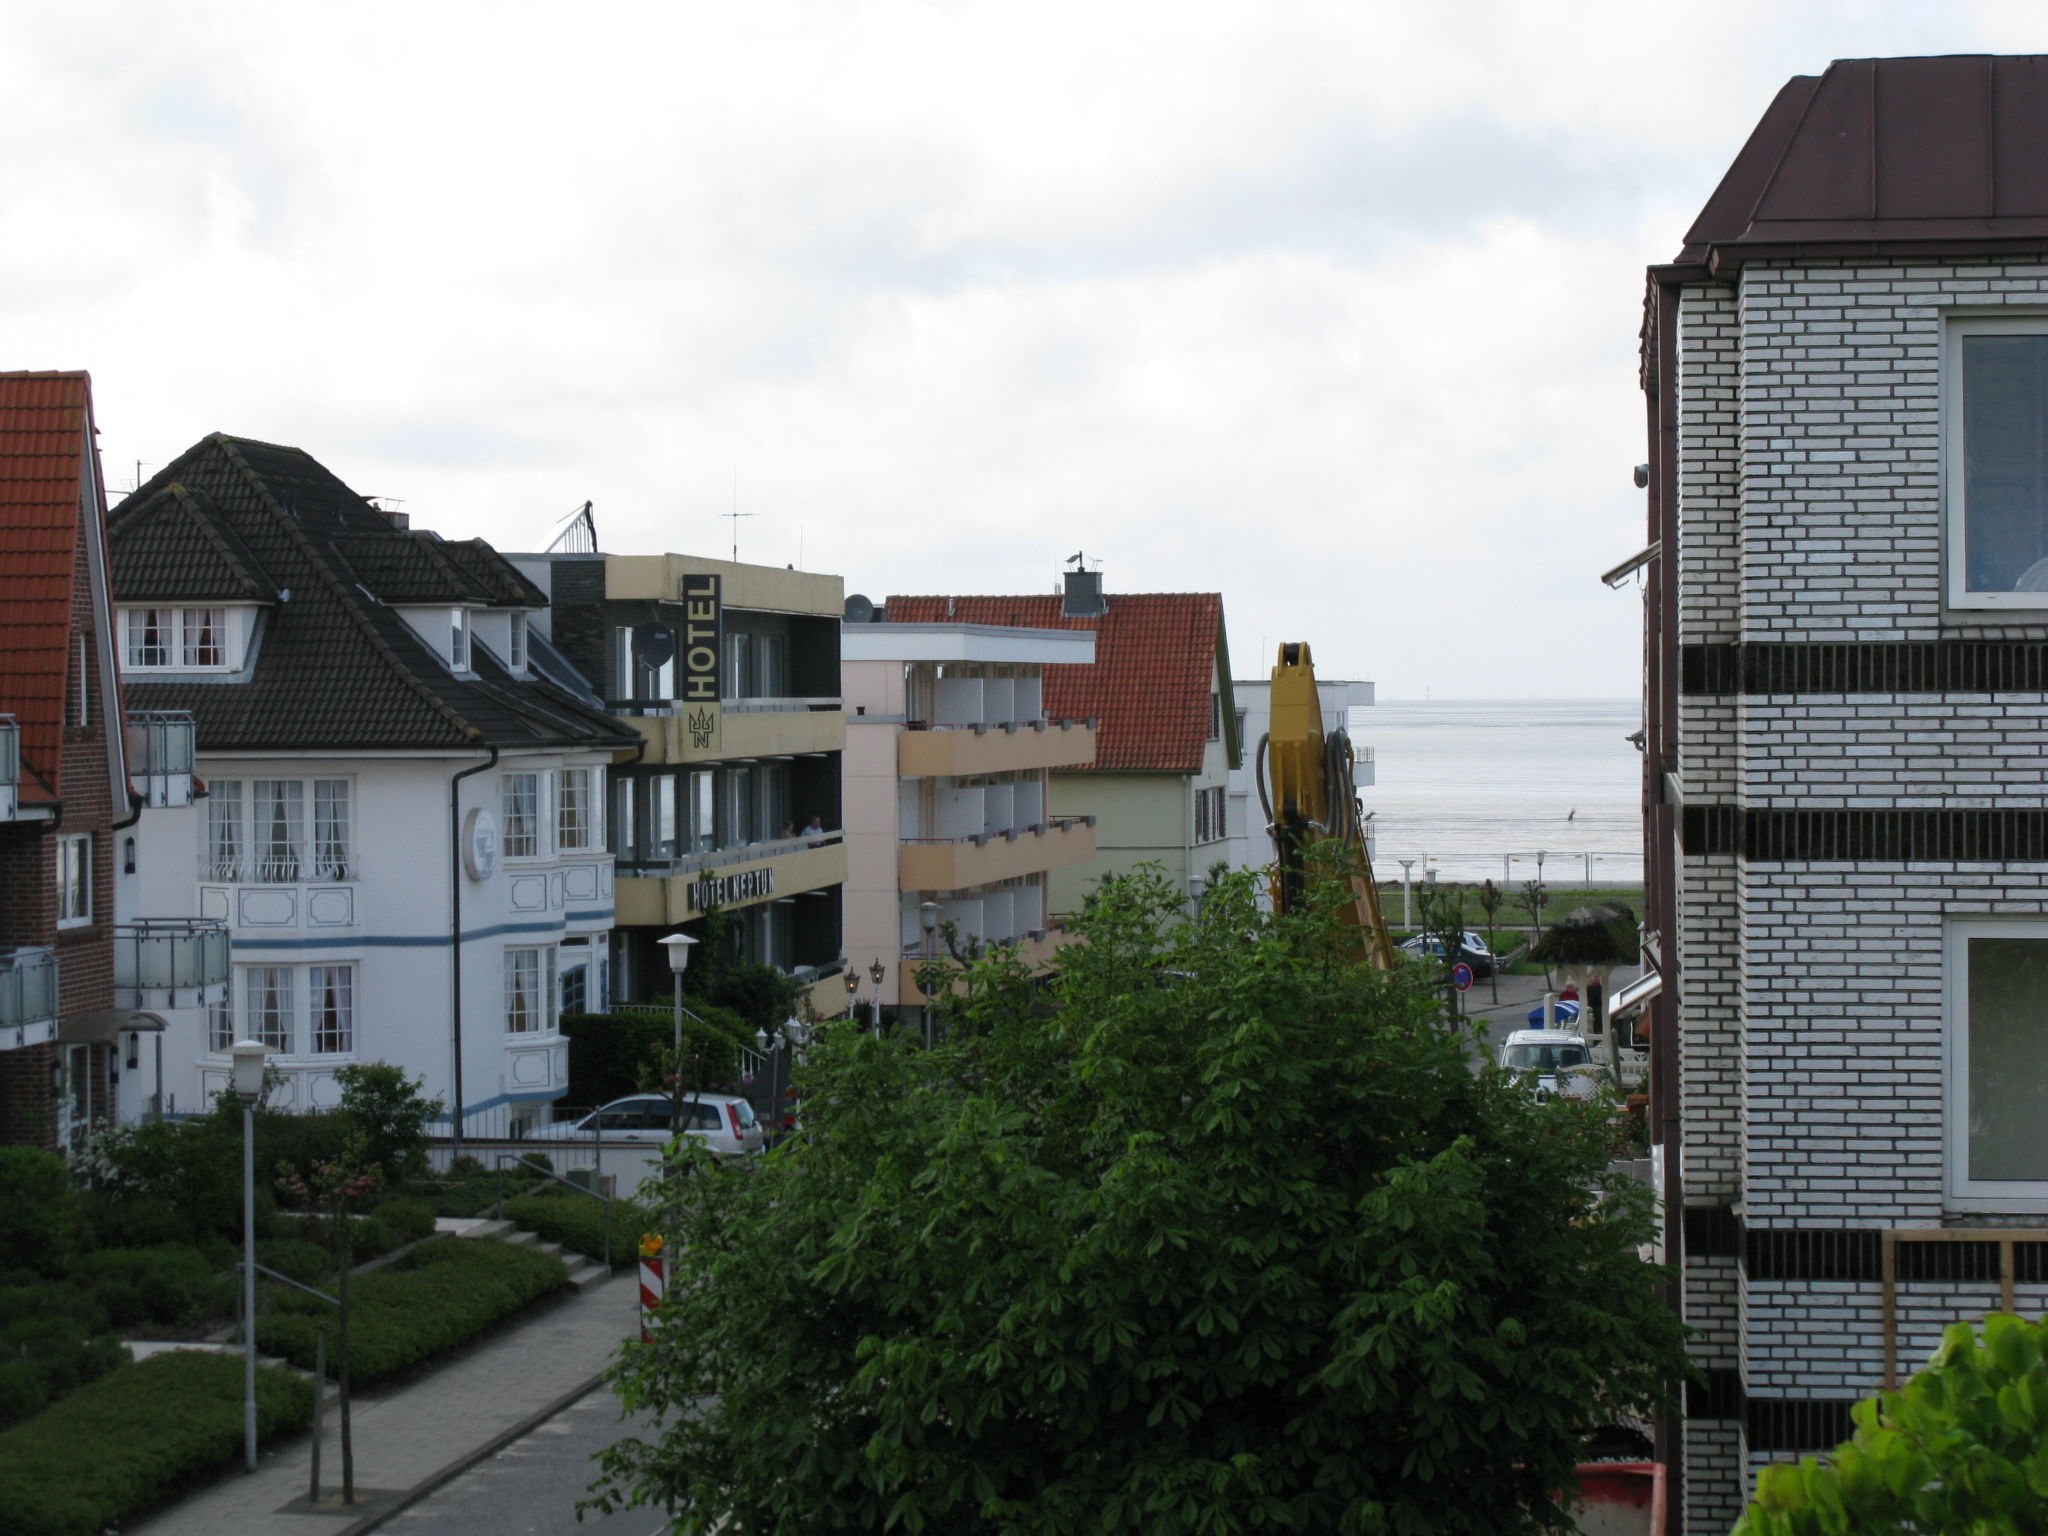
[0,371,94,799]
[885,591,1229,772]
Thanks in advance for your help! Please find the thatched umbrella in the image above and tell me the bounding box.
[1526,902,1639,1070]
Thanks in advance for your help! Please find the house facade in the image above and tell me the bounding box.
[1222,669,1375,890]
[888,576,1240,916]
[0,372,221,1149]
[514,551,848,1015]
[1641,56,2048,1530]
[108,435,635,1134]
[841,617,1097,1009]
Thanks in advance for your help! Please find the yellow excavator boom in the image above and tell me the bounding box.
[1258,642,1398,970]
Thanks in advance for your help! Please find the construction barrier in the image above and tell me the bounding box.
[638,1234,666,1343]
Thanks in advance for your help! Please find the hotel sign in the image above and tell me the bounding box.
[680,573,722,752]
[688,865,774,912]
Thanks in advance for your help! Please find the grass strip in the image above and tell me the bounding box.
[257,1236,566,1385]
[0,1350,313,1536]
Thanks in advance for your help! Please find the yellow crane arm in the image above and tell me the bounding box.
[1258,642,1398,970]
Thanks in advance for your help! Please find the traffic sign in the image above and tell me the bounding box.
[1451,963,1474,992]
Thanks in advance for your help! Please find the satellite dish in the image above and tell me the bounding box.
[631,622,675,668]
[844,594,875,624]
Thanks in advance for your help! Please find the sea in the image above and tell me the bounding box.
[1351,699,1643,888]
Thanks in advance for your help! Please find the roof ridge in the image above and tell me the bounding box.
[211,437,488,744]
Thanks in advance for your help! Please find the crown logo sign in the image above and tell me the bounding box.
[687,706,718,749]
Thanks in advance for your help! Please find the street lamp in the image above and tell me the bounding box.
[656,934,697,1140]
[842,969,859,1022]
[919,902,939,1049]
[229,1039,267,1474]
[867,957,885,1032]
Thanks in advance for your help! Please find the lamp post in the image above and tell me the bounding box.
[229,1039,267,1474]
[867,958,885,1033]
[655,934,697,1140]
[1397,859,1416,927]
[842,969,859,1022]
[919,902,939,1049]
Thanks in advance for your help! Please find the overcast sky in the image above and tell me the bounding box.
[7,1,2044,697]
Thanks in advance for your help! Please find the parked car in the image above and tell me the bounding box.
[1396,930,1496,977]
[526,1093,764,1155]
[1497,1030,1612,1100]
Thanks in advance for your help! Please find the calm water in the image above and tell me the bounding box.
[1353,699,1643,887]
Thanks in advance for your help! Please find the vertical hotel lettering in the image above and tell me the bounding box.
[681,573,722,752]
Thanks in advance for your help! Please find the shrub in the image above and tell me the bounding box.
[336,1063,442,1185]
[256,1237,566,1385]
[446,1155,485,1179]
[562,1001,750,1105]
[0,1150,75,1278]
[0,1350,312,1536]
[69,1246,230,1330]
[255,1238,332,1287]
[76,1196,197,1252]
[75,1120,250,1245]
[372,1196,437,1247]
[502,1193,649,1267]
[0,1317,126,1432]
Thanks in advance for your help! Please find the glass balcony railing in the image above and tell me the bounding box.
[114,920,230,1009]
[126,711,196,808]
[0,714,17,821]
[0,946,57,1034]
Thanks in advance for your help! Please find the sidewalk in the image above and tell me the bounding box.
[125,1268,641,1536]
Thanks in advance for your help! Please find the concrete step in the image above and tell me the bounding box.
[563,1260,610,1294]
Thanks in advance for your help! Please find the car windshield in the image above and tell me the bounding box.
[1504,1043,1588,1072]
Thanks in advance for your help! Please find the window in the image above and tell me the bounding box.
[505,947,557,1034]
[309,965,353,1054]
[507,613,527,672]
[502,772,544,859]
[1209,693,1221,742]
[557,767,596,851]
[208,988,234,1054]
[246,966,294,1052]
[206,778,353,882]
[75,635,88,725]
[450,609,472,670]
[56,834,90,927]
[122,607,234,670]
[1194,786,1226,845]
[1948,319,2048,607]
[1947,920,2048,1205]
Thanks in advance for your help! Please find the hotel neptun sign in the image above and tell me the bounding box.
[680,571,722,753]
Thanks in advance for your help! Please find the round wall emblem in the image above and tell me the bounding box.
[463,807,499,881]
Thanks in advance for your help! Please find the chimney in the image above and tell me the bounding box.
[1062,567,1104,618]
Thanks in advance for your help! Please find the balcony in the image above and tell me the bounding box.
[0,714,16,821]
[125,710,196,808]
[899,816,1096,892]
[114,920,230,1010]
[617,836,848,926]
[0,946,58,1049]
[624,703,844,765]
[898,718,1097,779]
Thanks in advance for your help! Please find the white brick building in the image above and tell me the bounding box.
[1642,55,2048,1531]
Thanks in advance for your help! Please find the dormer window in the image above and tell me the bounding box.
[508,612,527,672]
[451,609,472,671]
[121,607,242,673]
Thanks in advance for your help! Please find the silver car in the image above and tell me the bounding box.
[526,1093,763,1155]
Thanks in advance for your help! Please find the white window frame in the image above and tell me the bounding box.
[508,612,527,672]
[504,946,558,1034]
[557,766,599,852]
[245,965,295,1053]
[121,606,238,673]
[451,609,472,671]
[204,777,355,883]
[56,833,90,928]
[218,962,358,1058]
[502,771,551,860]
[1945,917,2048,1208]
[1945,314,2048,610]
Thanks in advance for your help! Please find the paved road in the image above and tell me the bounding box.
[381,1383,670,1536]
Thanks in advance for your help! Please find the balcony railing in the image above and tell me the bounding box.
[0,714,17,821]
[114,920,230,1009]
[616,828,843,877]
[0,946,58,1039]
[126,710,196,808]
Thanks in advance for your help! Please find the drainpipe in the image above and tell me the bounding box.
[448,745,499,1163]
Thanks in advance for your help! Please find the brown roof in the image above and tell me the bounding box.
[884,591,1235,773]
[0,371,98,800]
[1677,55,2048,273]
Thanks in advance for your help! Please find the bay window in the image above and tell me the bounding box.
[222,962,357,1056]
[505,946,558,1034]
[502,772,544,859]
[205,778,354,882]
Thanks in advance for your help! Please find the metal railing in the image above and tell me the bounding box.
[0,947,57,1031]
[615,828,843,877]
[493,1151,616,1268]
[125,710,196,807]
[114,919,230,1008]
[1881,1228,2048,1386]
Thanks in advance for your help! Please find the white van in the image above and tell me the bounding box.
[1498,1030,1596,1098]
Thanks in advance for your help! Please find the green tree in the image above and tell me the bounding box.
[1736,1313,2048,1535]
[334,1063,441,1185]
[591,861,1687,1535]
[1476,878,1506,1004]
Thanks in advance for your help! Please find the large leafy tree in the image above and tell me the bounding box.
[592,861,1687,1535]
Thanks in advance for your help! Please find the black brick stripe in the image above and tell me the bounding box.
[1685,1204,1742,1259]
[1682,807,2048,862]
[1746,1228,1882,1282]
[1686,1367,1746,1422]
[1680,639,2048,696]
[1747,1397,1858,1454]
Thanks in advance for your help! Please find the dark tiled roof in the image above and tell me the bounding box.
[884,591,1232,773]
[1679,56,2048,270]
[108,434,636,753]
[0,371,95,798]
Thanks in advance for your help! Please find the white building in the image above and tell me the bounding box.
[1221,671,1375,891]
[109,435,635,1132]
[841,618,1097,1011]
[1641,56,2048,1529]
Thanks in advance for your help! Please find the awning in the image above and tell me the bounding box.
[1608,971,1663,1020]
[1600,541,1661,589]
[59,1009,170,1044]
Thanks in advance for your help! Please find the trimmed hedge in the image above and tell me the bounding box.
[502,1192,651,1267]
[256,1237,566,1385]
[0,1350,313,1536]
[68,1245,231,1330]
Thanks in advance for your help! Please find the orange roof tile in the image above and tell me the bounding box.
[884,591,1230,772]
[0,371,94,797]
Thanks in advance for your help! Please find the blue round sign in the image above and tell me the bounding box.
[1451,963,1474,992]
